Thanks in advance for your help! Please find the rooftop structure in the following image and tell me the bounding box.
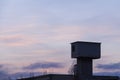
[71,41,101,80]
[17,74,73,80]
[17,41,119,80]
[17,74,119,80]
[71,41,101,59]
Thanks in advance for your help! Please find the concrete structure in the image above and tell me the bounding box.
[17,41,119,80]
[71,41,101,59]
[71,41,101,80]
[17,74,73,80]
[17,74,119,80]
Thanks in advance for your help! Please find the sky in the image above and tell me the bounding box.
[0,0,120,79]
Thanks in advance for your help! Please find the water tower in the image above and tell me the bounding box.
[71,41,101,80]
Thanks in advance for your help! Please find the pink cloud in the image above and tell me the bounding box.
[0,34,39,47]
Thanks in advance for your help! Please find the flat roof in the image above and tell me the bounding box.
[17,74,119,80]
[71,41,101,44]
[17,74,73,80]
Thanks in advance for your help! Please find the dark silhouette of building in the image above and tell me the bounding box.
[17,41,119,80]
[17,74,73,80]
[17,74,119,80]
[71,41,101,80]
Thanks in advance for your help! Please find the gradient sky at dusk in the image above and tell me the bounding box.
[0,0,120,79]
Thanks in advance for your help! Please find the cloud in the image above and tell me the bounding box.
[11,72,42,79]
[0,65,3,68]
[0,34,39,47]
[1,1,120,76]
[96,62,120,70]
[0,35,23,43]
[0,71,9,80]
[23,62,64,70]
[0,64,10,80]
[49,26,84,41]
[94,62,120,77]
[0,64,42,79]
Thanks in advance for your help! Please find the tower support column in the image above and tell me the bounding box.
[77,58,93,80]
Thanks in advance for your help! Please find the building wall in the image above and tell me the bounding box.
[93,76,119,80]
[52,75,73,80]
[17,74,73,80]
[17,74,119,80]
[34,76,50,80]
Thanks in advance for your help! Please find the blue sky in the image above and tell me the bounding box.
[0,0,120,79]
